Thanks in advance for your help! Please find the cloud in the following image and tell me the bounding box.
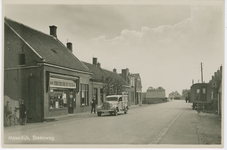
[92,5,222,55]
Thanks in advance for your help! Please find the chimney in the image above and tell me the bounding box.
[93,57,97,65]
[49,25,57,37]
[113,68,117,73]
[121,68,129,82]
[67,42,73,52]
[97,62,101,68]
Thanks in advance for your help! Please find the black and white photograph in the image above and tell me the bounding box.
[1,0,225,148]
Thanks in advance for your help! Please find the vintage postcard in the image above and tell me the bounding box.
[1,0,225,149]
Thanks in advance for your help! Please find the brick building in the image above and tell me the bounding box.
[119,68,136,106]
[145,87,166,104]
[4,18,93,122]
[208,66,222,115]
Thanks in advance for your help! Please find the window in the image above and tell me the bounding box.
[197,89,200,93]
[202,88,206,94]
[81,84,89,106]
[18,52,25,65]
[106,97,118,101]
[49,89,67,109]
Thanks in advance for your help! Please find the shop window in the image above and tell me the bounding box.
[81,84,89,106]
[49,89,67,109]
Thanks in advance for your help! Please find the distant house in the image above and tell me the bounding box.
[145,87,166,104]
[4,17,93,122]
[169,91,181,100]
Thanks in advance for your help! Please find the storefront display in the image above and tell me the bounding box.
[49,90,67,109]
[49,73,78,113]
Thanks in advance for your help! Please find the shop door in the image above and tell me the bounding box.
[68,90,74,114]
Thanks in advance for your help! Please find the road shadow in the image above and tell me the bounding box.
[98,113,125,117]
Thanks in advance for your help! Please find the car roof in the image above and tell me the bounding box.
[106,95,122,98]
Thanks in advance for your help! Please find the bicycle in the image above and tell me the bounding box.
[5,107,21,126]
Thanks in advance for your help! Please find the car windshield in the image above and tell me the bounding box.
[106,97,118,101]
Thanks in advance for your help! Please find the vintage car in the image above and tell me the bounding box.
[97,95,129,116]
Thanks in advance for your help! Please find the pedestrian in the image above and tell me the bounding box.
[91,97,96,113]
[19,100,27,125]
[186,97,188,103]
[4,101,12,126]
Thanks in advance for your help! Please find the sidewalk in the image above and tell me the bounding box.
[196,112,222,144]
[159,104,222,145]
[4,104,143,134]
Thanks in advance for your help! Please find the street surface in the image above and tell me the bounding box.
[3,100,221,145]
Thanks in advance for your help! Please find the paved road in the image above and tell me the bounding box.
[4,100,198,145]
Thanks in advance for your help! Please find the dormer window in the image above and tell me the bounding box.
[18,52,25,65]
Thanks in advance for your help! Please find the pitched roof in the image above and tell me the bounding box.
[4,17,90,73]
[103,69,129,86]
[82,62,108,82]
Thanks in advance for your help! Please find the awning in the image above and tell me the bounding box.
[50,73,78,80]
[50,77,76,89]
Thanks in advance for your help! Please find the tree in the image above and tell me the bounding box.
[101,77,124,96]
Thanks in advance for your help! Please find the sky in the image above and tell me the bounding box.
[3,1,224,95]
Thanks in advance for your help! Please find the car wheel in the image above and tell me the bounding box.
[97,112,101,116]
[124,109,127,114]
[110,112,113,115]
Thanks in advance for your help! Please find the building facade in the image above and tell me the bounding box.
[145,87,166,104]
[4,18,93,122]
[119,68,136,106]
[132,74,142,105]
[208,66,222,115]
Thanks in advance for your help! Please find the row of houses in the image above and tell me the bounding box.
[208,66,222,115]
[4,17,142,123]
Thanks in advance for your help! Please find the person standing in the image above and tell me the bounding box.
[186,97,188,103]
[91,97,96,113]
[19,100,27,125]
[4,101,12,126]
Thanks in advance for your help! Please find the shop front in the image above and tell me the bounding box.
[48,73,79,115]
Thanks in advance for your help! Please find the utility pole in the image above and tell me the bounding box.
[201,62,203,83]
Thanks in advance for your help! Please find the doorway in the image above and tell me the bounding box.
[68,90,75,114]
